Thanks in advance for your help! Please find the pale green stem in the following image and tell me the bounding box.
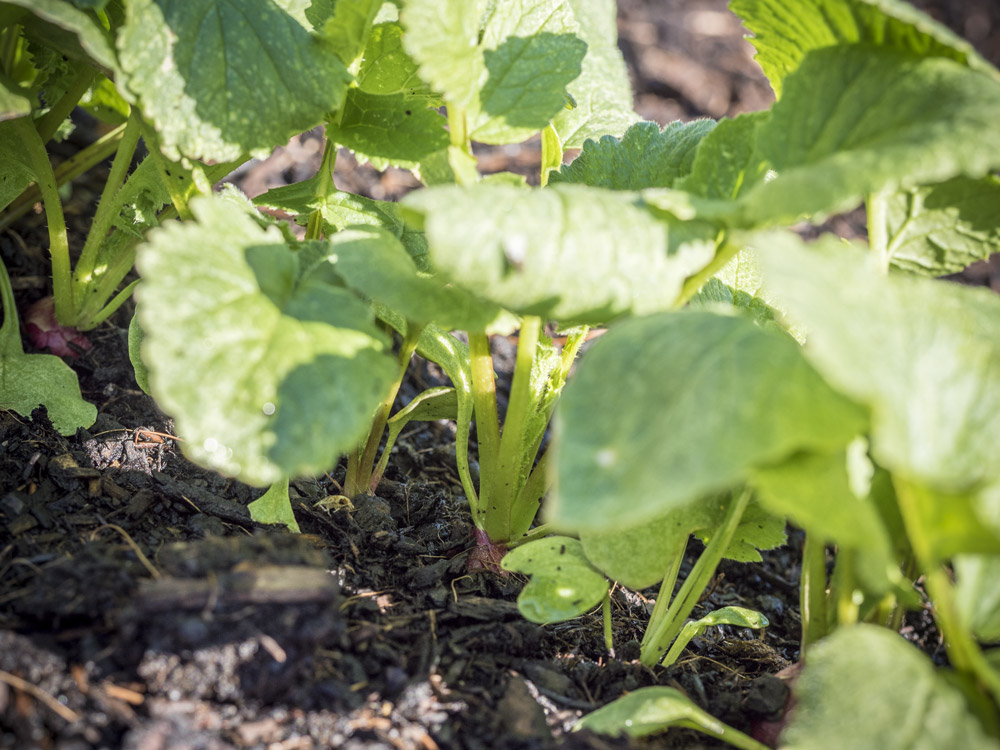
[642,553,685,654]
[602,593,614,653]
[507,522,552,549]
[0,256,23,356]
[540,123,562,187]
[305,137,338,240]
[489,316,542,540]
[673,231,733,309]
[800,532,829,654]
[37,67,96,143]
[447,104,470,153]
[893,477,1000,702]
[468,331,500,515]
[15,116,73,324]
[0,123,126,232]
[831,547,860,627]
[867,190,891,274]
[640,489,752,666]
[508,447,551,536]
[74,112,142,284]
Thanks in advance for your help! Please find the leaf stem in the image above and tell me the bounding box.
[489,316,542,539]
[893,476,1000,702]
[14,115,73,324]
[672,232,733,309]
[507,522,552,548]
[468,331,500,519]
[0,122,126,233]
[540,124,562,187]
[37,66,96,143]
[602,593,614,653]
[867,190,890,273]
[800,532,828,653]
[306,134,338,241]
[74,112,141,285]
[0,256,23,356]
[640,489,752,666]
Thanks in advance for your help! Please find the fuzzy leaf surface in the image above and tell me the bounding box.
[500,537,608,624]
[758,235,1000,495]
[551,0,638,148]
[136,196,396,486]
[550,311,867,532]
[550,120,715,191]
[884,176,1000,276]
[117,0,352,161]
[742,46,1000,225]
[357,22,434,99]
[404,184,716,323]
[783,625,999,750]
[730,0,997,98]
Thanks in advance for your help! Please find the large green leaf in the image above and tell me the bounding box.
[324,225,508,331]
[8,0,117,72]
[550,311,867,532]
[135,196,396,486]
[783,625,999,750]
[581,495,785,589]
[0,260,95,436]
[403,183,717,324]
[0,119,36,212]
[729,0,998,98]
[326,88,448,170]
[500,536,609,624]
[117,0,352,161]
[357,21,435,99]
[551,0,638,149]
[758,234,1000,495]
[549,120,716,191]
[741,45,1000,225]
[468,0,586,144]
[402,0,587,145]
[882,176,1000,277]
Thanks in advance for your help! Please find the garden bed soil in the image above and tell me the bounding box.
[2,1,999,748]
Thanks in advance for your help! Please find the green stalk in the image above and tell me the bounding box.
[640,489,752,666]
[507,522,552,548]
[0,122,126,232]
[831,547,860,627]
[356,325,422,494]
[540,123,562,187]
[508,447,551,535]
[139,121,193,220]
[641,552,685,654]
[602,593,614,653]
[468,331,500,515]
[893,477,1000,702]
[15,116,73,323]
[867,190,890,273]
[488,316,542,540]
[305,137,338,240]
[74,113,141,285]
[0,257,23,356]
[447,104,470,154]
[800,532,829,653]
[37,67,96,143]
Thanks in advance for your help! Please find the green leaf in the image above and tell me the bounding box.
[550,311,867,532]
[255,177,429,266]
[469,0,586,144]
[248,477,300,533]
[325,88,448,170]
[357,21,435,99]
[117,0,352,161]
[783,625,999,750]
[576,686,757,742]
[662,606,769,667]
[550,120,716,191]
[741,46,1000,225]
[325,225,509,331]
[730,0,998,99]
[0,73,31,121]
[581,495,784,590]
[677,111,768,201]
[751,449,896,594]
[956,555,1000,643]
[135,195,397,486]
[757,234,1000,495]
[400,0,484,109]
[0,120,35,213]
[127,311,150,394]
[9,0,118,71]
[404,183,717,324]
[321,0,382,67]
[883,176,1000,276]
[78,73,130,124]
[500,537,609,624]
[0,260,95,436]
[550,0,638,149]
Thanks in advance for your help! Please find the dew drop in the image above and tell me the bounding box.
[263,402,276,416]
[203,437,218,452]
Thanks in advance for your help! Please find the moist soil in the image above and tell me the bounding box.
[2,2,999,748]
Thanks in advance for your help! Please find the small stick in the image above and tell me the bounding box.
[0,669,81,723]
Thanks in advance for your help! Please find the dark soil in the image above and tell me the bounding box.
[1,2,997,749]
